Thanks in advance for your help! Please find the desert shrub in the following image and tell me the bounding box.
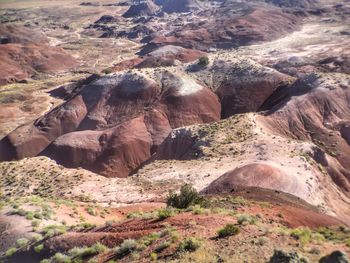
[167,184,206,209]
[158,207,178,220]
[290,228,312,245]
[42,225,67,238]
[150,252,158,261]
[187,204,209,215]
[127,211,157,219]
[34,244,44,253]
[140,232,160,246]
[31,220,41,228]
[16,238,29,247]
[116,239,137,257]
[237,214,256,225]
[154,241,171,253]
[69,242,107,258]
[177,237,201,252]
[217,224,240,238]
[5,247,17,257]
[53,252,71,263]
[30,233,43,242]
[86,206,97,216]
[198,56,209,66]
[102,68,113,74]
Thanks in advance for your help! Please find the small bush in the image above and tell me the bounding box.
[68,242,107,258]
[42,225,67,238]
[290,228,312,246]
[345,238,350,248]
[116,239,137,257]
[5,247,17,257]
[16,238,29,247]
[53,252,71,263]
[237,214,256,225]
[140,232,160,247]
[150,252,157,261]
[167,184,206,209]
[217,224,240,238]
[198,56,209,66]
[154,241,170,253]
[187,204,209,215]
[34,244,44,253]
[158,208,177,220]
[177,237,201,252]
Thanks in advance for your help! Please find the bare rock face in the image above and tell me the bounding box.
[0,71,220,177]
[0,25,77,84]
[122,0,160,18]
[203,163,305,197]
[261,74,350,193]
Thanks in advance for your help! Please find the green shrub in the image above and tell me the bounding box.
[53,252,71,263]
[187,204,209,215]
[34,244,44,253]
[5,247,17,257]
[116,239,137,257]
[68,242,107,258]
[237,214,256,225]
[25,211,34,220]
[16,238,29,247]
[158,208,177,220]
[345,238,350,248]
[198,56,209,66]
[140,232,160,246]
[290,228,312,245]
[154,241,170,253]
[150,252,157,261]
[31,220,40,227]
[177,237,201,252]
[167,184,206,209]
[217,224,240,238]
[42,225,67,238]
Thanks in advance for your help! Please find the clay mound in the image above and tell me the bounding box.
[261,74,350,193]
[122,0,160,18]
[204,163,306,198]
[206,58,294,117]
[0,71,220,177]
[161,0,203,13]
[0,25,77,84]
[0,44,77,84]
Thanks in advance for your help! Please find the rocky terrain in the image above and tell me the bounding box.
[0,0,350,262]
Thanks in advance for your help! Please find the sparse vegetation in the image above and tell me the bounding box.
[167,184,207,209]
[34,244,44,253]
[217,224,240,238]
[198,56,209,66]
[116,239,138,257]
[5,247,17,257]
[16,237,29,247]
[177,237,201,252]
